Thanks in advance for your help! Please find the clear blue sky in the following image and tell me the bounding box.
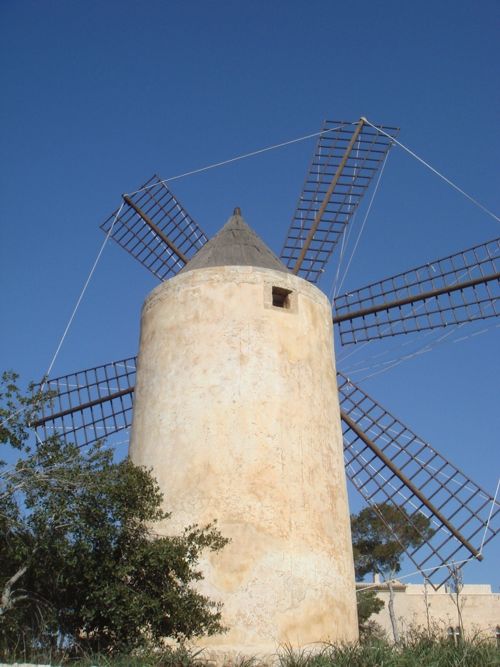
[1,1,498,586]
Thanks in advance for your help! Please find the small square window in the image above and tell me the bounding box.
[272,286,292,308]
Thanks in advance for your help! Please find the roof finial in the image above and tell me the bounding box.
[233,206,242,216]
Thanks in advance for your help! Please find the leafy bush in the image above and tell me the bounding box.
[0,372,229,659]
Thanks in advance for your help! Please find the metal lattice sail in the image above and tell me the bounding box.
[101,175,208,280]
[33,357,136,449]
[338,373,498,583]
[333,237,500,344]
[280,118,399,282]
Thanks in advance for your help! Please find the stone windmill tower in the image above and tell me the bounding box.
[129,210,358,652]
[33,118,499,657]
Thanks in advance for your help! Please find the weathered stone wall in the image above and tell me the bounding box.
[130,265,358,656]
[363,580,500,640]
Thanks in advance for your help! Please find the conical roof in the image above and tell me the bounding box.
[181,209,288,274]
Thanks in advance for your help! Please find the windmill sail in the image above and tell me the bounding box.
[32,357,136,449]
[101,175,208,281]
[333,237,500,344]
[338,372,499,587]
[280,118,399,283]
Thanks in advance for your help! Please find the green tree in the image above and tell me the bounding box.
[351,502,433,642]
[356,589,385,640]
[0,371,228,658]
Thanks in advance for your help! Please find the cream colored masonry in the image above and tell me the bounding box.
[129,265,358,658]
[361,578,500,641]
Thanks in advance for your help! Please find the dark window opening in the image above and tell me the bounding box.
[272,286,292,308]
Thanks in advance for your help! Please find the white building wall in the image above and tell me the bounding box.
[360,580,500,640]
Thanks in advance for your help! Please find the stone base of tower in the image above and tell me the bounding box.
[155,516,358,661]
[186,534,359,661]
[188,622,359,666]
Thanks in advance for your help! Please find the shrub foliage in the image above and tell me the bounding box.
[0,371,228,658]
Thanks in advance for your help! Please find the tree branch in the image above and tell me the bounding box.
[1,564,28,616]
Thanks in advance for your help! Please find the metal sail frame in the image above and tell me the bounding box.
[100,175,208,281]
[338,372,499,586]
[333,237,500,344]
[31,119,500,587]
[280,117,399,283]
[32,357,137,449]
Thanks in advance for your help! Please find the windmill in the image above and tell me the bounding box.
[33,118,499,652]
